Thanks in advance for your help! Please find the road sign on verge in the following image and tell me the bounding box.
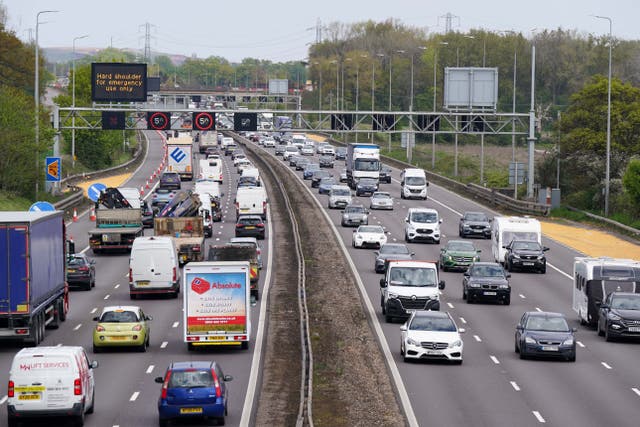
[29,201,56,212]
[87,183,107,202]
[45,157,61,182]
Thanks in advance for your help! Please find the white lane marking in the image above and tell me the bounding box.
[160,341,168,348]
[535,307,542,312]
[473,335,482,342]
[446,302,454,309]
[459,317,467,324]
[56,343,63,347]
[632,387,640,397]
[90,307,97,314]
[146,365,155,374]
[510,381,521,391]
[80,246,89,254]
[104,294,110,300]
[490,355,500,364]
[0,395,7,404]
[114,284,120,289]
[73,324,82,331]
[123,273,128,278]
[576,341,585,348]
[428,196,462,217]
[172,321,179,328]
[548,262,573,279]
[519,294,526,299]
[532,411,546,423]
[602,362,612,370]
[216,237,220,241]
[129,391,139,402]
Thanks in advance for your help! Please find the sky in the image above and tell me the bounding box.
[2,0,638,63]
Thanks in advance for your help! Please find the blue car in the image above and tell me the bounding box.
[515,311,576,362]
[318,177,337,194]
[155,361,233,426]
[303,163,320,180]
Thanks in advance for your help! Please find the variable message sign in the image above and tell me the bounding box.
[91,63,147,102]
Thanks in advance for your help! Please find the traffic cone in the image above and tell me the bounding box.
[140,186,144,196]
[89,207,96,221]
[72,208,78,222]
[146,179,150,189]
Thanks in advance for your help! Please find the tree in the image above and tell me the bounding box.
[622,158,640,206]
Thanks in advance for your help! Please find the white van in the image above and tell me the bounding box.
[195,179,223,199]
[400,168,428,200]
[8,346,98,425]
[129,236,180,299]
[198,159,223,183]
[491,216,542,263]
[236,186,268,219]
[241,168,261,186]
[196,192,213,237]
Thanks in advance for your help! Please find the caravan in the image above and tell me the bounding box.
[491,216,541,263]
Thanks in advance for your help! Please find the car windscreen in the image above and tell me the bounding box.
[332,189,350,196]
[239,217,262,225]
[380,245,409,255]
[389,267,437,287]
[447,242,475,252]
[345,206,364,213]
[405,176,426,186]
[359,179,376,186]
[410,316,456,332]
[358,226,382,234]
[411,212,437,223]
[68,256,87,266]
[503,231,538,243]
[168,370,214,388]
[610,295,640,310]
[470,265,504,277]
[525,316,570,332]
[465,213,488,222]
[354,158,380,171]
[512,241,541,250]
[100,311,139,322]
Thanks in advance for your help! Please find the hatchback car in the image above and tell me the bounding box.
[159,172,181,190]
[302,163,320,180]
[295,157,310,171]
[311,170,331,188]
[341,204,369,227]
[92,305,152,353]
[155,361,233,427]
[355,178,378,197]
[462,262,511,305]
[318,177,337,195]
[66,254,96,291]
[459,211,492,238]
[597,292,640,341]
[374,243,414,273]
[400,311,464,364]
[515,311,576,361]
[335,147,347,160]
[379,165,393,183]
[370,191,393,210]
[439,240,481,272]
[235,215,266,239]
[352,225,387,249]
[319,155,334,168]
[152,188,176,208]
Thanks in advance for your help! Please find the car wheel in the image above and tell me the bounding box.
[58,298,67,322]
[507,260,513,272]
[385,314,393,323]
[86,390,95,414]
[567,352,576,362]
[400,342,405,356]
[8,416,18,427]
[91,275,96,287]
[540,264,546,274]
[597,319,605,336]
[605,324,614,342]
[130,293,137,300]
[158,418,169,427]
[462,287,467,300]
[401,192,405,199]
[515,339,519,353]
[93,344,101,354]
[381,297,386,314]
[84,280,91,291]
[504,295,511,305]
[459,230,463,238]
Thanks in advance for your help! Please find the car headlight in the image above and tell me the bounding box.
[407,225,416,232]
[449,339,462,348]
[513,254,521,259]
[538,255,545,260]
[388,293,399,299]
[444,255,452,260]
[525,336,536,344]
[562,337,574,346]
[474,256,481,262]
[608,313,622,321]
[468,282,481,288]
[498,284,510,289]
[407,337,420,346]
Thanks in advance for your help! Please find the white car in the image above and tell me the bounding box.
[328,185,352,209]
[370,191,394,210]
[263,138,276,148]
[283,145,299,161]
[320,144,336,156]
[236,159,253,173]
[352,225,387,249]
[301,145,315,156]
[316,142,328,154]
[233,154,248,166]
[400,311,464,364]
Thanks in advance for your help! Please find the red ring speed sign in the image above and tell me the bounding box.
[193,112,215,131]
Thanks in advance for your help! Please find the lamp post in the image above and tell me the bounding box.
[432,42,448,169]
[330,59,338,110]
[355,55,366,142]
[72,34,88,169]
[313,61,322,123]
[594,15,613,216]
[35,10,59,198]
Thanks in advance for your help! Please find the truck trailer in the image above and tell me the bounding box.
[167,135,194,181]
[0,211,70,345]
[346,143,380,189]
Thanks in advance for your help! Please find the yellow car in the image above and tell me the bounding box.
[92,306,152,353]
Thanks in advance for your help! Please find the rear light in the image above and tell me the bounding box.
[8,380,14,398]
[161,371,172,399]
[129,268,132,284]
[169,194,174,198]
[96,325,105,332]
[193,245,201,252]
[257,223,265,228]
[172,267,177,283]
[132,324,142,331]
[78,266,89,271]
[74,378,82,395]
[236,223,243,228]
[211,369,222,398]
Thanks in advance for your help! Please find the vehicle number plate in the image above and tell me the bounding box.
[425,350,442,355]
[19,394,41,400]
[180,407,203,414]
[484,291,497,296]
[628,326,640,332]
[541,345,559,351]
[67,269,76,273]
[245,226,255,229]
[110,336,127,340]
[136,281,150,287]
[207,336,225,340]
[523,262,534,266]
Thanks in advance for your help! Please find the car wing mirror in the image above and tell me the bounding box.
[439,219,443,223]
[379,279,387,288]
[516,325,523,331]
[90,360,99,369]
[477,249,482,253]
[598,303,607,309]
[543,247,550,251]
[154,376,164,384]
[506,273,511,278]
[374,251,379,256]
[463,272,470,277]
[459,328,466,334]
[92,316,100,321]
[400,324,407,332]
[438,280,446,290]
[146,315,153,321]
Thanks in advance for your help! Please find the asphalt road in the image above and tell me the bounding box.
[245,137,640,427]
[0,131,270,427]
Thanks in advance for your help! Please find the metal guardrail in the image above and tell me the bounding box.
[566,206,640,238]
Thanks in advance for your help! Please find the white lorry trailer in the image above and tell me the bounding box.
[346,143,380,189]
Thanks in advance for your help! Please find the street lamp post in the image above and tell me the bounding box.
[35,10,59,198]
[594,15,613,216]
[388,53,392,152]
[72,34,88,169]
[330,59,339,110]
[432,42,448,169]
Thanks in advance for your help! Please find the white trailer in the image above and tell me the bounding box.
[346,143,380,188]
[491,216,541,263]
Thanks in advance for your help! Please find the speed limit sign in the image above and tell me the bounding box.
[146,112,171,130]
[192,112,215,131]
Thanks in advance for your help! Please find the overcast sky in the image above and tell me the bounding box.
[3,0,637,63]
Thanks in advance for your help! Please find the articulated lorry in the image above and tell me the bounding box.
[0,211,70,346]
[346,143,381,189]
[183,261,251,350]
[88,187,144,254]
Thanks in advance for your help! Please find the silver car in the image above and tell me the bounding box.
[341,204,369,227]
[370,191,394,210]
[328,185,352,209]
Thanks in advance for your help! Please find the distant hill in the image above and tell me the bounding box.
[43,47,188,65]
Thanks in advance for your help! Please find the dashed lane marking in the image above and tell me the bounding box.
[160,341,168,349]
[73,324,82,331]
[146,365,154,374]
[104,294,110,300]
[0,395,7,404]
[114,284,120,289]
[601,362,612,370]
[473,335,482,342]
[129,391,139,402]
[577,341,585,348]
[490,355,500,364]
[446,302,454,309]
[510,381,520,391]
[90,308,97,314]
[172,321,179,328]
[519,294,526,299]
[459,317,467,324]
[535,307,542,312]
[532,411,546,423]
[632,388,640,397]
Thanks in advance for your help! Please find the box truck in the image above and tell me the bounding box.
[167,135,194,181]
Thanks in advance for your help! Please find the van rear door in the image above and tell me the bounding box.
[11,354,76,411]
[132,248,175,289]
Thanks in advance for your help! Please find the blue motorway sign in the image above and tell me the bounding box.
[45,157,61,182]
[29,201,56,212]
[87,182,107,202]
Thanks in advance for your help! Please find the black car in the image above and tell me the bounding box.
[374,243,414,273]
[235,215,265,239]
[597,292,640,341]
[66,254,96,291]
[295,157,310,171]
[515,311,576,361]
[319,155,334,168]
[274,145,286,156]
[204,146,219,156]
[159,172,181,190]
[311,170,331,188]
[462,262,511,304]
[335,147,347,160]
[379,166,392,184]
[355,178,378,197]
[503,240,549,273]
[141,200,154,228]
[459,211,491,238]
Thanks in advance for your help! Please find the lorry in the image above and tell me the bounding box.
[183,261,251,350]
[167,134,194,181]
[346,143,381,189]
[198,131,218,154]
[154,217,205,266]
[208,244,260,300]
[0,211,70,346]
[88,187,144,254]
[379,260,445,323]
